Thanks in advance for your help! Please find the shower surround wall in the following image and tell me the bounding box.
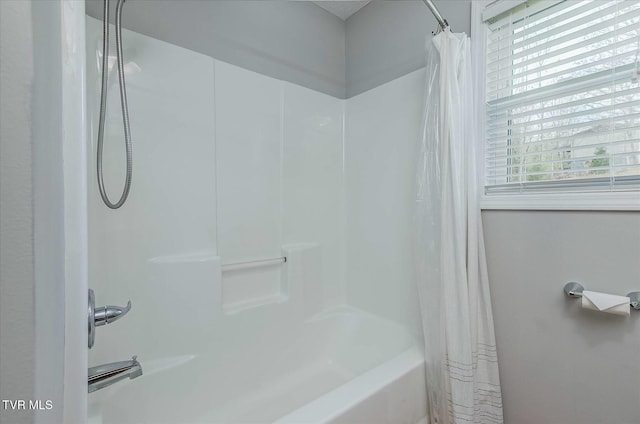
[87,17,430,423]
[87,15,346,362]
[345,69,425,335]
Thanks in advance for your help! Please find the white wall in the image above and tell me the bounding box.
[282,82,346,309]
[86,15,218,369]
[85,15,346,378]
[483,210,640,424]
[0,2,36,423]
[344,69,425,336]
[215,61,345,312]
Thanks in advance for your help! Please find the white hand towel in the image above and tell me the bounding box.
[582,290,630,317]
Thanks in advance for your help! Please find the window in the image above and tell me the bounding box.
[483,0,640,197]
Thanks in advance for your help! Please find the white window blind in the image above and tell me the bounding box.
[485,0,640,194]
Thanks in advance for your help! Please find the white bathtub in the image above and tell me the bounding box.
[88,307,426,424]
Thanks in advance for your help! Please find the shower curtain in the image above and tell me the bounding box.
[415,29,504,424]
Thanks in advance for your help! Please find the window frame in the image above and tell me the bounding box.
[472,0,640,211]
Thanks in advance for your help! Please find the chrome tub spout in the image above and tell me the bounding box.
[88,356,142,393]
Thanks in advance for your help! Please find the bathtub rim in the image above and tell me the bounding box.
[274,345,426,424]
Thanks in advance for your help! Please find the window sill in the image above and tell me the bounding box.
[480,191,640,211]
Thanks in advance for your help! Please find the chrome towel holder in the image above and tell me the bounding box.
[563,282,640,311]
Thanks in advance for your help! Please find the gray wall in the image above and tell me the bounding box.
[345,0,471,97]
[483,210,640,424]
[0,2,35,423]
[85,0,347,98]
[85,0,472,99]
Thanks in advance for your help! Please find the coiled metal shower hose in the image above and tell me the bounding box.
[96,0,132,209]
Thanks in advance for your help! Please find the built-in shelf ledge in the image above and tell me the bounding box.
[223,294,288,315]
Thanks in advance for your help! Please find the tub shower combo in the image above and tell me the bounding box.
[87,0,450,422]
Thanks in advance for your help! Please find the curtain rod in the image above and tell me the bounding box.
[422,0,449,31]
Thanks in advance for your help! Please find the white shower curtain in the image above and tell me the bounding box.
[415,29,504,424]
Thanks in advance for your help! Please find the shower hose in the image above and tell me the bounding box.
[96,0,132,209]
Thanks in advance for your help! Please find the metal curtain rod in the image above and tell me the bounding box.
[422,0,449,31]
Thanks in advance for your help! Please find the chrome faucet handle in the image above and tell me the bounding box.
[94,300,131,326]
[88,289,133,349]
